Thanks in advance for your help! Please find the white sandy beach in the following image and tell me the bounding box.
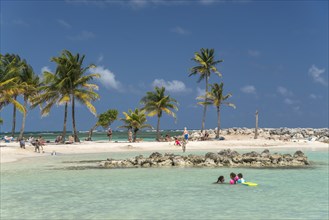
[1,136,328,164]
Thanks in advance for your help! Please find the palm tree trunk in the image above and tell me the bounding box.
[216,106,220,139]
[61,102,68,143]
[18,97,27,140]
[88,124,98,140]
[156,116,160,141]
[254,110,259,139]
[71,95,80,142]
[11,96,17,137]
[201,76,209,132]
[133,129,138,142]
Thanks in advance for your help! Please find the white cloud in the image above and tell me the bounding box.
[309,94,321,100]
[12,19,29,27]
[66,0,186,9]
[196,87,205,97]
[41,66,51,74]
[90,66,122,91]
[129,0,148,8]
[308,65,328,86]
[97,54,104,63]
[292,106,302,115]
[241,85,256,94]
[152,79,191,93]
[277,86,299,106]
[248,50,261,57]
[40,66,51,81]
[57,19,71,29]
[277,86,293,97]
[67,30,95,41]
[284,98,299,105]
[171,26,190,35]
[199,0,216,5]
[309,94,317,99]
[123,0,186,8]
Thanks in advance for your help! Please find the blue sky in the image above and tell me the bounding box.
[0,0,328,132]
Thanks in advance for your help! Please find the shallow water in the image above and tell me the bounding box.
[1,149,328,220]
[2,130,183,142]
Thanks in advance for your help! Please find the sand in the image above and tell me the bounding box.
[1,136,328,163]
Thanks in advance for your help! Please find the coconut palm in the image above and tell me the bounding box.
[140,86,178,141]
[189,48,223,132]
[119,108,152,142]
[197,82,236,138]
[0,59,24,112]
[31,68,71,143]
[0,54,25,136]
[88,109,118,140]
[18,61,40,139]
[52,50,100,142]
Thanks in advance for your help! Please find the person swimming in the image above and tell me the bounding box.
[229,172,237,184]
[237,173,245,183]
[216,175,225,184]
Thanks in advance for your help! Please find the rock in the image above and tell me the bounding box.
[158,159,173,167]
[293,150,305,158]
[99,149,310,168]
[205,152,219,162]
[203,158,216,167]
[270,153,281,160]
[243,151,259,158]
[218,149,239,157]
[317,136,329,142]
[292,133,304,139]
[149,152,163,159]
[261,149,270,157]
[187,155,205,164]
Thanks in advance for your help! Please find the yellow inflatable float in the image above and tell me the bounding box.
[242,182,258,186]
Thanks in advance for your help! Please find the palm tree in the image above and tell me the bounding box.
[18,61,40,140]
[119,108,152,142]
[197,82,236,138]
[88,109,118,140]
[7,54,24,137]
[52,50,100,142]
[0,54,25,137]
[31,64,72,143]
[140,86,178,141]
[189,48,223,132]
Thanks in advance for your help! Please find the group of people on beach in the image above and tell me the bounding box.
[172,127,189,152]
[18,136,46,153]
[215,172,245,184]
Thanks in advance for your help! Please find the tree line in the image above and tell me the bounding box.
[0,48,235,142]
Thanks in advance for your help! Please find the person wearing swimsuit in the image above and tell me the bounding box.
[183,127,189,142]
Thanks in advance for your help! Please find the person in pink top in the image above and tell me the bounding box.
[229,172,237,184]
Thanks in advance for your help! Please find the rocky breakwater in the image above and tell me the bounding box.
[99,149,310,168]
[189,127,329,142]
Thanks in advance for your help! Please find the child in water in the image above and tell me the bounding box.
[216,176,225,184]
[237,173,245,183]
[229,172,237,184]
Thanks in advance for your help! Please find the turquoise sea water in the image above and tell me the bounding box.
[1,130,183,142]
[1,149,328,220]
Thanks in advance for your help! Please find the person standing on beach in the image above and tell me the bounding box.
[183,127,189,143]
[107,127,113,141]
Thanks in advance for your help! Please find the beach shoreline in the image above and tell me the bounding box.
[1,137,328,164]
